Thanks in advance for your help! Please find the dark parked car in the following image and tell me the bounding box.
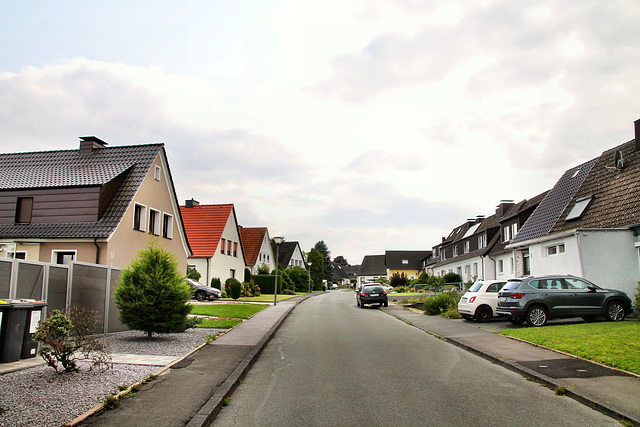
[496,275,632,327]
[187,279,222,301]
[356,284,388,308]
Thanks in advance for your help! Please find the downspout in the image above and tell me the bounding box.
[487,253,496,280]
[206,257,210,286]
[93,237,100,264]
[575,230,585,277]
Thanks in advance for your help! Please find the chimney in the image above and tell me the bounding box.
[496,200,514,215]
[185,199,200,208]
[635,119,640,152]
[79,136,108,154]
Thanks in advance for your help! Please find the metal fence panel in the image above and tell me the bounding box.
[0,259,11,299]
[107,269,126,333]
[15,261,44,300]
[47,265,69,313]
[70,263,108,334]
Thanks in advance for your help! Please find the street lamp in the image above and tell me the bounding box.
[273,236,284,306]
[307,261,312,294]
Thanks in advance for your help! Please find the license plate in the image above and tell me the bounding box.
[499,297,506,301]
[370,293,379,297]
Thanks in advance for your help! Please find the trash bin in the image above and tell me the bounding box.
[21,301,47,359]
[0,300,31,363]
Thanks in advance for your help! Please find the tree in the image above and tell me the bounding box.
[314,240,333,282]
[257,263,270,275]
[333,255,349,267]
[114,241,192,340]
[288,266,310,292]
[390,272,409,288]
[186,266,201,281]
[307,249,324,290]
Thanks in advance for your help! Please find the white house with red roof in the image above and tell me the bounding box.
[238,226,276,275]
[179,200,247,285]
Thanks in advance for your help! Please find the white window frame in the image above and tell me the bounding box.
[162,213,174,239]
[133,203,147,232]
[463,241,470,254]
[149,208,161,235]
[52,250,77,265]
[154,165,161,181]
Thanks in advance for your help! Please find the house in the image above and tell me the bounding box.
[0,137,191,270]
[239,226,276,274]
[331,262,351,286]
[273,241,306,269]
[428,195,546,282]
[179,200,246,285]
[508,119,640,297]
[385,250,431,281]
[357,255,387,285]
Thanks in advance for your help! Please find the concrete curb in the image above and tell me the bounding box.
[382,306,640,427]
[186,294,315,427]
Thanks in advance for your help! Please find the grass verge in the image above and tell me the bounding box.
[197,319,243,328]
[500,321,640,375]
[219,293,306,303]
[190,303,268,319]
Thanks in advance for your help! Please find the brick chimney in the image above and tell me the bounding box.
[185,198,200,208]
[635,119,640,152]
[496,200,514,216]
[79,136,108,154]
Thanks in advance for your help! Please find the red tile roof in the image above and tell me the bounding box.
[238,227,267,265]
[179,204,234,257]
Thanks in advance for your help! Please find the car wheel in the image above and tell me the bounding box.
[605,301,626,322]
[383,301,388,307]
[195,291,206,301]
[475,306,492,323]
[526,306,548,327]
[581,316,596,323]
[508,317,524,325]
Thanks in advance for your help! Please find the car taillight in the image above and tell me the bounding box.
[360,292,365,296]
[469,296,476,303]
[383,291,387,295]
[505,293,524,299]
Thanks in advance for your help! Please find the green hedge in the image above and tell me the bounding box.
[253,275,281,294]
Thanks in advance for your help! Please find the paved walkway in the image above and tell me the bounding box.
[382,304,640,426]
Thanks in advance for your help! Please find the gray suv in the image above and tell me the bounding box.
[496,275,632,327]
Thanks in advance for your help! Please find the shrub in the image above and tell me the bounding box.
[634,281,640,313]
[253,275,278,294]
[227,278,242,300]
[114,241,192,340]
[423,291,461,316]
[257,263,271,275]
[34,306,111,374]
[443,272,462,284]
[244,268,252,283]
[282,289,296,295]
[186,266,201,281]
[210,277,222,290]
[390,272,409,288]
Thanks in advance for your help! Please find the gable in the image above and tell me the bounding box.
[180,204,234,258]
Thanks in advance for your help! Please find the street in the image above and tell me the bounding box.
[213,291,618,426]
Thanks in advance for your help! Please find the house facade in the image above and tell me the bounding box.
[239,226,276,274]
[385,250,431,281]
[507,120,640,297]
[357,255,387,285]
[273,241,306,269]
[0,137,191,270]
[180,201,246,285]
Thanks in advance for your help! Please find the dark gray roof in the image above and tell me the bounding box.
[511,158,597,244]
[273,241,303,267]
[357,255,387,276]
[385,250,431,270]
[0,143,164,239]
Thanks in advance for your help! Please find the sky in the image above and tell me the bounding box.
[2,0,640,265]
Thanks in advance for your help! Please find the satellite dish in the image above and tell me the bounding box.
[614,150,624,169]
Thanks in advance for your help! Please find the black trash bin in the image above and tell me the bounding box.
[0,300,31,363]
[21,301,47,359]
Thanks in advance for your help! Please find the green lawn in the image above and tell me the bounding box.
[197,318,243,328]
[219,293,307,303]
[190,303,269,319]
[500,321,640,375]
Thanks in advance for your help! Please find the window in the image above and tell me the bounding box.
[498,260,504,274]
[503,225,511,242]
[233,242,238,257]
[510,223,518,239]
[133,204,147,231]
[478,234,486,249]
[565,196,593,221]
[510,257,514,273]
[221,239,226,254]
[154,165,161,181]
[230,269,236,279]
[453,246,458,257]
[547,244,565,256]
[463,241,470,254]
[149,209,160,235]
[402,259,409,265]
[162,213,173,238]
[7,251,26,260]
[15,197,34,224]
[52,250,76,265]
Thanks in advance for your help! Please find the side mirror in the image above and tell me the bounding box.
[587,285,597,292]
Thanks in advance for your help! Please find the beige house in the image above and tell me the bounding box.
[0,137,192,271]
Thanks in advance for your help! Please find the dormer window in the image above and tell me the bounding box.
[402,259,409,265]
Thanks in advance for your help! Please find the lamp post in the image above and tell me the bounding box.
[307,261,312,294]
[273,237,284,306]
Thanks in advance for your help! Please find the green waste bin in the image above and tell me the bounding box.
[21,301,47,359]
[0,300,31,363]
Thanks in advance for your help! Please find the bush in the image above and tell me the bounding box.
[210,277,221,290]
[257,263,271,275]
[253,275,278,294]
[187,266,201,281]
[114,241,192,340]
[390,272,409,288]
[282,289,296,295]
[34,307,111,374]
[423,290,461,316]
[226,278,242,300]
[244,268,252,283]
[634,281,640,314]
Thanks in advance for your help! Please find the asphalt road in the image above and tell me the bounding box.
[213,291,619,426]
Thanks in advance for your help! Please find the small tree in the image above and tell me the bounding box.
[186,266,201,281]
[210,277,222,290]
[227,278,242,300]
[257,263,270,274]
[114,241,192,340]
[244,268,252,283]
[308,249,324,290]
[390,272,409,288]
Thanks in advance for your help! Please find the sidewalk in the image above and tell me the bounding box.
[77,297,303,427]
[382,304,640,426]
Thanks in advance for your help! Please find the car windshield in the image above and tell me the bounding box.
[363,286,384,293]
[500,281,520,291]
[468,282,483,292]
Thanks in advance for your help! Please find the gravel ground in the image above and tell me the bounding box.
[0,327,224,427]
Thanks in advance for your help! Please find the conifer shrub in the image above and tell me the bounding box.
[114,241,192,340]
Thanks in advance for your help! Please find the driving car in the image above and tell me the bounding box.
[187,278,222,301]
[496,275,632,327]
[457,280,506,322]
[356,284,388,308]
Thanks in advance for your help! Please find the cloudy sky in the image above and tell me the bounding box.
[2,1,640,265]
